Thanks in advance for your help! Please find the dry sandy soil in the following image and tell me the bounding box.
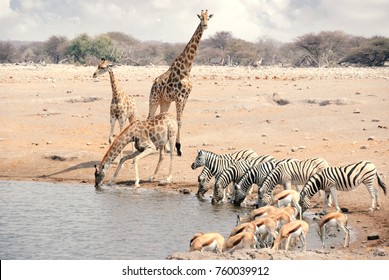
[0,63,388,260]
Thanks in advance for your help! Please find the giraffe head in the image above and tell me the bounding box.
[94,164,106,190]
[92,58,113,78]
[197,9,213,30]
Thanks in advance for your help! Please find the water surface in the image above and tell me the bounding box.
[0,181,351,259]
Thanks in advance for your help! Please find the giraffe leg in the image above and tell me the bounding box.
[109,150,141,185]
[133,147,156,187]
[149,148,164,182]
[175,101,185,157]
[109,116,116,145]
[118,117,127,158]
[166,132,175,183]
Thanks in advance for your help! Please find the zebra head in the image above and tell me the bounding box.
[299,192,311,213]
[211,186,223,205]
[233,184,246,206]
[196,174,209,197]
[191,150,206,170]
[257,188,272,208]
[94,164,106,190]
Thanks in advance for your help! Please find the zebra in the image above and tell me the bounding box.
[299,160,387,215]
[194,149,260,197]
[211,159,256,205]
[192,149,274,198]
[233,158,298,206]
[257,157,330,208]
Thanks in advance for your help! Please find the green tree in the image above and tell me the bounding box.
[67,33,92,64]
[90,34,118,62]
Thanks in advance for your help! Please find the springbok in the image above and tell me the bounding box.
[250,217,279,247]
[277,205,299,220]
[273,189,302,220]
[189,232,225,253]
[318,212,350,248]
[272,220,309,253]
[223,231,257,253]
[269,209,295,229]
[229,222,256,237]
[236,205,278,225]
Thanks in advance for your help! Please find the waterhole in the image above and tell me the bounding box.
[0,181,353,259]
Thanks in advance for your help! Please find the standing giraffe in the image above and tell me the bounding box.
[94,112,178,189]
[148,10,213,156]
[93,58,137,146]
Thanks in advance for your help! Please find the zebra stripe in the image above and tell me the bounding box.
[233,158,298,206]
[258,157,329,207]
[211,159,255,205]
[193,149,274,196]
[299,160,387,214]
[195,149,259,196]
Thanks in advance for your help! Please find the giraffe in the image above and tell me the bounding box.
[93,58,137,147]
[94,112,178,189]
[148,9,213,156]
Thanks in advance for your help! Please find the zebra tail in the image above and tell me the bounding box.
[376,172,387,196]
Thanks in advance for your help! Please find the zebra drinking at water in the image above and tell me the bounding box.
[233,158,298,206]
[257,157,329,208]
[210,159,256,205]
[299,160,387,215]
[195,149,260,197]
[191,150,274,203]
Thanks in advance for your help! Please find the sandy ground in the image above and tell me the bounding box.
[0,63,388,260]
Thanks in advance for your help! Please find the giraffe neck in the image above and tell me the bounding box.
[107,68,122,100]
[172,23,204,76]
[100,128,134,169]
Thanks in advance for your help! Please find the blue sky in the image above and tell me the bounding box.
[1,0,388,42]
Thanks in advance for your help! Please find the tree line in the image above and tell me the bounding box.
[0,30,388,67]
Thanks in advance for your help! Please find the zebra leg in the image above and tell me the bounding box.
[329,188,341,213]
[365,181,379,211]
[369,187,380,211]
[320,191,331,215]
[375,188,380,210]
[222,187,229,203]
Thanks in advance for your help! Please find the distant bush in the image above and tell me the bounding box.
[1,31,388,67]
[339,36,389,66]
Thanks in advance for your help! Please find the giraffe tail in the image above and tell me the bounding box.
[176,142,182,157]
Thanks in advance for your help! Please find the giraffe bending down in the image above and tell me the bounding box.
[93,58,137,146]
[148,10,213,156]
[94,112,178,189]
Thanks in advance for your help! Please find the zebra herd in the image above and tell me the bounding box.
[190,148,387,216]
